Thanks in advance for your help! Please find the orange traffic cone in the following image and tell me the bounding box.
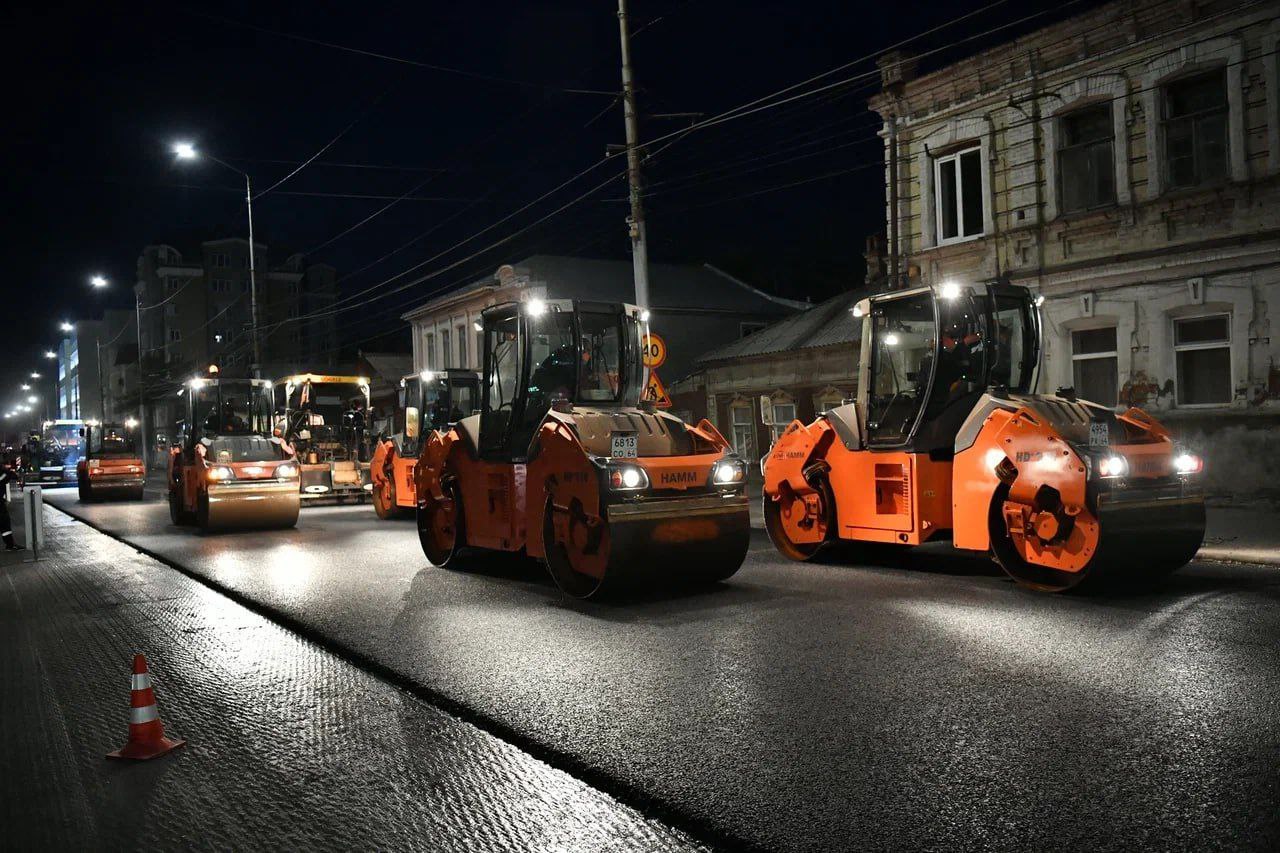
[106,654,186,760]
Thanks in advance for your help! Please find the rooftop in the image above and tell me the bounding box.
[694,289,865,365]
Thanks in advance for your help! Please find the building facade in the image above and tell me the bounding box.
[870,0,1280,494]
[133,238,340,451]
[135,239,338,378]
[402,255,806,388]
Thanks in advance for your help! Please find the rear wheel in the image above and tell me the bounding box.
[78,480,92,503]
[418,479,464,567]
[764,476,835,561]
[130,485,145,501]
[372,476,397,519]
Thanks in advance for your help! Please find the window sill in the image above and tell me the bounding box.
[930,232,988,250]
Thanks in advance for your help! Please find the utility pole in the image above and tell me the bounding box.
[245,172,261,377]
[616,0,651,309]
[96,338,107,422]
[135,294,148,469]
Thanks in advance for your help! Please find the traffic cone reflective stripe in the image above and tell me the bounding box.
[107,654,186,760]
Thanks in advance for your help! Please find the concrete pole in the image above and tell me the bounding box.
[246,173,262,378]
[96,337,107,421]
[135,294,148,469]
[616,0,651,309]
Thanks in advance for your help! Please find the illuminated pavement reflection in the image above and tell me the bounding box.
[44,488,1280,851]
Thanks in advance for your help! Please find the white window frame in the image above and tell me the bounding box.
[729,401,755,460]
[1172,312,1232,409]
[425,332,436,370]
[456,324,467,367]
[1070,325,1119,405]
[440,328,452,369]
[932,144,985,246]
[768,401,796,447]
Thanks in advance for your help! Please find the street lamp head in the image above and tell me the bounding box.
[172,141,197,160]
[59,321,74,332]
[90,274,108,288]
[27,395,38,404]
[21,384,30,391]
[30,372,41,379]
[44,350,57,359]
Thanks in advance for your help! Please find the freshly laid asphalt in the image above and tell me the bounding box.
[2,503,702,852]
[42,486,1280,851]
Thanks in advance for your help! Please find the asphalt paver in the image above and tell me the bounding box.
[0,501,704,851]
[43,487,1280,851]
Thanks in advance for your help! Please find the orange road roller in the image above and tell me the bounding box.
[77,420,146,501]
[414,298,750,598]
[167,374,300,532]
[762,279,1205,592]
[370,369,479,519]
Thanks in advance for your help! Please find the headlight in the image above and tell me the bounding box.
[1173,452,1203,474]
[1097,455,1128,478]
[607,464,649,490]
[712,458,746,485]
[207,466,235,482]
[276,462,299,478]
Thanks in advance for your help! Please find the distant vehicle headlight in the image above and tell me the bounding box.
[1173,452,1203,474]
[207,466,235,482]
[712,458,746,485]
[276,462,299,479]
[1097,455,1128,478]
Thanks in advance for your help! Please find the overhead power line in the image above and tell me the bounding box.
[182,8,618,96]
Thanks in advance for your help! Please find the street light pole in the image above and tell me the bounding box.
[173,144,261,378]
[616,0,651,310]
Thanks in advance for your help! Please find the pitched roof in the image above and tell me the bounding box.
[403,255,806,319]
[360,351,413,386]
[694,289,864,364]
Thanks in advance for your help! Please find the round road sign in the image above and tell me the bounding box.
[641,333,667,370]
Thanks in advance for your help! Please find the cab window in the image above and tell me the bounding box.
[867,292,936,444]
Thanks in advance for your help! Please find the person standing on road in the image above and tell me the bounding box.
[0,462,21,550]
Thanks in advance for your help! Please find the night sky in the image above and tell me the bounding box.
[1,0,1091,406]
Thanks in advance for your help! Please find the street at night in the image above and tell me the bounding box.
[5,0,1280,849]
[10,486,1274,850]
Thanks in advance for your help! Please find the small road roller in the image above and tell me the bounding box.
[414,298,750,598]
[77,420,145,501]
[370,369,479,520]
[274,373,373,504]
[167,373,300,532]
[762,279,1205,592]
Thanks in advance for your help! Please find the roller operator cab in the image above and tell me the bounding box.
[30,420,85,484]
[274,374,373,504]
[763,280,1206,592]
[370,369,479,520]
[414,298,751,599]
[77,420,145,501]
[167,376,300,531]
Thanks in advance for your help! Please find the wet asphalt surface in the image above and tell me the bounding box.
[44,486,1280,851]
[3,506,702,852]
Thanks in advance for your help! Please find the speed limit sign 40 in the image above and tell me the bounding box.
[641,333,667,370]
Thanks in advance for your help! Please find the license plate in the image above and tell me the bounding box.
[610,434,638,459]
[1088,422,1109,447]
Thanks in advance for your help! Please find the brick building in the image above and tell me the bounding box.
[870,0,1280,494]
